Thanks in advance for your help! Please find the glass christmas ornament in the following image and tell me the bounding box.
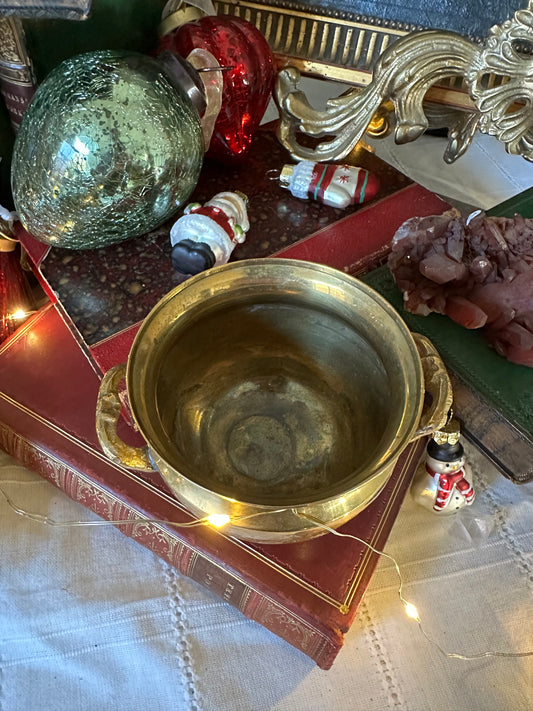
[170,190,249,274]
[276,161,380,208]
[0,211,35,344]
[11,49,205,250]
[411,421,475,515]
[158,9,275,163]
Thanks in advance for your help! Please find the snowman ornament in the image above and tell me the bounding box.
[411,424,475,515]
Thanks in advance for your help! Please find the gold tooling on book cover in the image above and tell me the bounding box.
[0,301,422,613]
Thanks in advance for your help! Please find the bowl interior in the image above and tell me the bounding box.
[128,261,422,506]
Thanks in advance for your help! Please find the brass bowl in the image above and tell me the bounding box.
[96,259,451,543]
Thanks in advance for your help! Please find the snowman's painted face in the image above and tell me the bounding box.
[427,455,465,474]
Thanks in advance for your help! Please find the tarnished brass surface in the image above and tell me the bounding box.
[276,2,533,164]
[410,333,453,439]
[96,259,452,543]
[95,363,153,472]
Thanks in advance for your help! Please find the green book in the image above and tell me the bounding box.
[363,187,533,483]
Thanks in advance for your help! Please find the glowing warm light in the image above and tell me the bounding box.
[207,513,231,528]
[10,309,28,320]
[404,602,420,620]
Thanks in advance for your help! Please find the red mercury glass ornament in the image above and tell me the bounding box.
[0,236,35,345]
[158,6,276,163]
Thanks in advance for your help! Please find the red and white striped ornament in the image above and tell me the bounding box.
[278,161,380,209]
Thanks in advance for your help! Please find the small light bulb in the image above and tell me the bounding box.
[10,309,27,320]
[404,602,420,621]
[207,513,231,528]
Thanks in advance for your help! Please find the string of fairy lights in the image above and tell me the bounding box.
[0,477,531,662]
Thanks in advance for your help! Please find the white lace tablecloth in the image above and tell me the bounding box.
[1,102,533,710]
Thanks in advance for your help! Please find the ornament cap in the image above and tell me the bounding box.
[0,238,17,253]
[427,417,464,461]
[279,164,294,188]
[433,417,461,446]
[157,49,206,116]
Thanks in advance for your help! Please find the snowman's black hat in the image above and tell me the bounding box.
[427,438,464,462]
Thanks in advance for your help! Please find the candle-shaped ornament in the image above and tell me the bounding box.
[278,161,380,209]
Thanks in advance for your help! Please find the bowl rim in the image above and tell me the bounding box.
[125,258,424,508]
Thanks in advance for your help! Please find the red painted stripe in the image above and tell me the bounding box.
[190,206,234,240]
[307,163,324,199]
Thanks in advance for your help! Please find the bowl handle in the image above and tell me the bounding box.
[410,333,453,440]
[95,363,155,471]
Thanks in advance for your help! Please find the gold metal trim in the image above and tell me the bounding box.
[213,0,475,110]
[0,16,34,82]
[215,0,408,80]
[95,362,153,471]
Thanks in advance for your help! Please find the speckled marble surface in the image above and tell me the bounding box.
[39,128,410,345]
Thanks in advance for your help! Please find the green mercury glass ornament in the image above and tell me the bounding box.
[11,49,206,249]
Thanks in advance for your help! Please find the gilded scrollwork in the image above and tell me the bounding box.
[276,1,533,164]
[0,16,35,86]
[466,4,533,158]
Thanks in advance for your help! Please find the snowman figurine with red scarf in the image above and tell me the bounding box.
[411,423,475,515]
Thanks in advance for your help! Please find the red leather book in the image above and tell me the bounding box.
[0,301,426,669]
